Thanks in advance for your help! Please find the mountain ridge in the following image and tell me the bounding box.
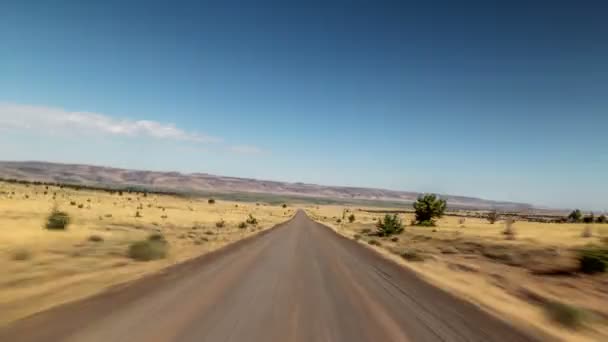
[0,160,533,211]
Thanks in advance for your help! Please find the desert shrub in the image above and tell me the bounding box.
[135,211,142,218]
[46,209,70,230]
[336,218,342,223]
[416,220,435,227]
[458,218,466,225]
[77,204,84,209]
[161,215,168,219]
[148,233,165,242]
[578,247,608,274]
[583,214,595,224]
[413,194,446,226]
[205,230,214,235]
[597,215,607,223]
[12,249,31,261]
[208,198,215,204]
[568,209,582,222]
[104,214,112,218]
[376,214,404,236]
[348,214,356,223]
[391,236,399,242]
[400,249,425,262]
[282,204,287,208]
[487,210,499,224]
[246,214,258,225]
[544,301,584,329]
[128,238,168,261]
[368,239,381,246]
[360,228,372,235]
[70,201,76,206]
[353,234,362,240]
[238,222,248,229]
[88,235,104,242]
[216,219,225,228]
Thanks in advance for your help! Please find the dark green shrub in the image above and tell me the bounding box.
[583,214,594,224]
[208,198,215,204]
[416,220,435,227]
[46,209,70,230]
[282,204,287,208]
[579,247,608,274]
[238,222,247,229]
[413,194,446,225]
[128,239,168,261]
[568,209,582,222]
[544,301,584,329]
[246,214,258,225]
[348,214,356,223]
[376,214,403,236]
[487,210,499,224]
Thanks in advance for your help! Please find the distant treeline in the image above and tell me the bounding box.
[0,177,181,197]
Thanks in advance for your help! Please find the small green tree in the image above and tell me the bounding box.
[487,210,499,224]
[348,214,356,223]
[568,209,582,222]
[413,194,446,226]
[376,214,403,237]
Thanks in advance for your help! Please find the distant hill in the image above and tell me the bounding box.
[0,161,533,211]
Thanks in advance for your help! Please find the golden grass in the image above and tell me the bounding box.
[305,205,608,342]
[0,182,292,326]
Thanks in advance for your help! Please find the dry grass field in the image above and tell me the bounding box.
[0,181,293,326]
[305,205,608,342]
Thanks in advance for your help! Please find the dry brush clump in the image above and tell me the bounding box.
[45,208,70,230]
[128,234,168,261]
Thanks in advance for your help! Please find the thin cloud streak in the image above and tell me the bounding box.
[0,103,221,143]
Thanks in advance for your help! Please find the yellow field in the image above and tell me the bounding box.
[305,205,608,342]
[0,182,292,325]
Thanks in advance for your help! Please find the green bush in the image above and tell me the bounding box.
[376,214,403,236]
[46,209,70,230]
[282,204,287,208]
[544,301,584,329]
[413,194,446,226]
[348,214,356,223]
[568,209,582,222]
[579,247,608,274]
[246,214,258,225]
[128,237,168,261]
[487,210,499,224]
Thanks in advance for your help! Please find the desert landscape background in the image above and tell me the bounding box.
[1,160,606,341]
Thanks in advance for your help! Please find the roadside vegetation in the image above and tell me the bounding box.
[0,180,292,325]
[306,203,608,341]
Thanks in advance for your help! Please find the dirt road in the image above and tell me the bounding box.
[0,211,539,341]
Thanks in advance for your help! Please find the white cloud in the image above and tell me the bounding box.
[229,145,264,155]
[0,103,220,143]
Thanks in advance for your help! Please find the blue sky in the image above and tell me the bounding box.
[1,1,607,210]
